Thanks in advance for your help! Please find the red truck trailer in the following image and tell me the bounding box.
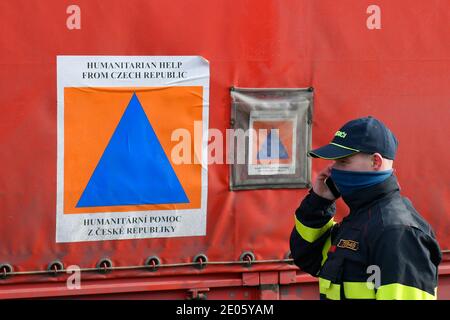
[0,0,449,299]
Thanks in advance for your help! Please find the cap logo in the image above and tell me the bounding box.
[335,131,347,138]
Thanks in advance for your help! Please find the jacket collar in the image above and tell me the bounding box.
[341,174,400,212]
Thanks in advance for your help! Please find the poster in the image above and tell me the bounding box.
[248,110,297,176]
[56,56,209,243]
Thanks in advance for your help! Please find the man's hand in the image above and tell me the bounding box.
[312,165,336,201]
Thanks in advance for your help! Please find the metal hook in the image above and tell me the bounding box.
[145,256,161,272]
[47,261,64,277]
[0,264,13,279]
[193,254,208,270]
[239,251,256,267]
[96,258,113,273]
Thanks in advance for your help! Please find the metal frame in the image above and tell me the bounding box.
[229,87,313,190]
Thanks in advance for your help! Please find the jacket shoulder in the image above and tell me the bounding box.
[368,193,435,238]
[368,194,435,239]
[384,196,430,231]
[366,195,442,271]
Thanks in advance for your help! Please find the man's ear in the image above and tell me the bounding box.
[372,153,383,170]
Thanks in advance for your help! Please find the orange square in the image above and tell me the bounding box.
[63,87,203,214]
[251,120,294,165]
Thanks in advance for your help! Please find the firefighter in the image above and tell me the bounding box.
[290,116,442,300]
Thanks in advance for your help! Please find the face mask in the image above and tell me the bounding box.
[330,168,393,196]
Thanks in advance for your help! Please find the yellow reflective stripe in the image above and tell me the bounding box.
[295,216,335,243]
[319,277,341,300]
[321,236,332,266]
[343,282,376,299]
[330,142,360,152]
[376,283,437,300]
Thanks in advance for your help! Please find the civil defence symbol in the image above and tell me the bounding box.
[257,129,289,161]
[77,93,189,207]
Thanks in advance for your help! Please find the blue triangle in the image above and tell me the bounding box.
[257,129,289,160]
[76,93,189,207]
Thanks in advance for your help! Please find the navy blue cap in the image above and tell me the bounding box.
[309,116,398,160]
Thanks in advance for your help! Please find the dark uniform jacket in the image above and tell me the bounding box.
[290,175,442,300]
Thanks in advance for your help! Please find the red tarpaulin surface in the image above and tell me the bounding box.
[0,0,449,289]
